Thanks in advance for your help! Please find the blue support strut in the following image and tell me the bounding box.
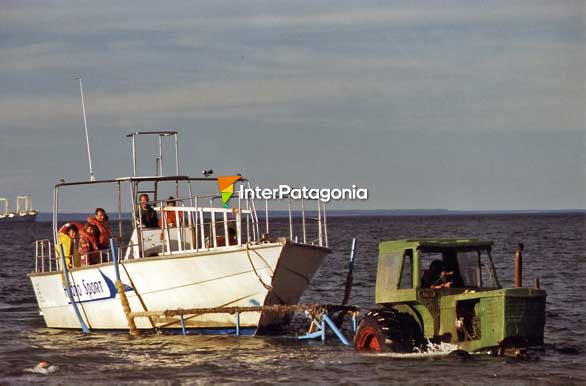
[109,238,121,281]
[59,244,90,333]
[322,314,350,345]
[298,311,325,341]
[180,315,186,335]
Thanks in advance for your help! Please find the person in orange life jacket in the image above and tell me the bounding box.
[79,223,99,265]
[159,196,183,228]
[87,208,111,250]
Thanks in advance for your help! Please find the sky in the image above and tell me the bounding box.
[0,0,584,212]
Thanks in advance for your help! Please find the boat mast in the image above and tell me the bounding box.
[75,76,95,181]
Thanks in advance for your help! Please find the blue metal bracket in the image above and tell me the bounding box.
[322,314,350,345]
[109,238,121,281]
[59,244,90,333]
[298,311,350,345]
[179,315,186,335]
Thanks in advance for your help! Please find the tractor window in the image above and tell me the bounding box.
[479,250,498,288]
[399,250,413,289]
[456,251,481,287]
[420,253,443,288]
[377,251,404,290]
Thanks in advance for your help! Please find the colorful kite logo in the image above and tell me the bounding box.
[217,176,241,208]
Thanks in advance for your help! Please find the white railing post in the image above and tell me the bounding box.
[247,182,260,241]
[223,211,229,247]
[318,201,323,247]
[210,198,217,248]
[187,205,194,250]
[301,198,306,244]
[35,241,39,273]
[47,241,51,272]
[323,202,328,248]
[238,196,242,246]
[246,199,251,243]
[194,196,199,250]
[288,196,293,241]
[176,208,183,252]
[265,199,269,235]
[162,203,171,254]
[236,209,242,246]
[249,197,258,241]
[199,208,205,249]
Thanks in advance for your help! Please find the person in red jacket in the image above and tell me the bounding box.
[87,208,111,251]
[79,223,99,265]
[159,197,183,228]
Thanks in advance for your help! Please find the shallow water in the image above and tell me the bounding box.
[0,213,585,383]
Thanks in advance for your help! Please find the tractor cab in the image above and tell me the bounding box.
[376,239,500,301]
[355,238,546,355]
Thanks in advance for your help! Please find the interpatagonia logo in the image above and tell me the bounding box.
[217,176,242,208]
[239,184,368,203]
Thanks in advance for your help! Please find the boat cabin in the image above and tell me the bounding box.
[34,131,329,272]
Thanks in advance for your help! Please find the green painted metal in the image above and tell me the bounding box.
[373,238,546,352]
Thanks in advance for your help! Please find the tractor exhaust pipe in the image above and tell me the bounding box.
[514,243,524,288]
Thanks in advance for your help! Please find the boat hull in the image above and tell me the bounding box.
[28,240,329,332]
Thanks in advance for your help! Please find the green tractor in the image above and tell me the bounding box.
[354,239,546,356]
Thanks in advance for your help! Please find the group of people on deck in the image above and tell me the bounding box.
[57,208,111,269]
[57,195,182,269]
[57,195,238,270]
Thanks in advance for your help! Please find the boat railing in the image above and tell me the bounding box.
[34,239,54,272]
[260,195,328,248]
[138,199,253,256]
[34,192,329,268]
[91,245,130,266]
[34,238,140,273]
[134,192,328,257]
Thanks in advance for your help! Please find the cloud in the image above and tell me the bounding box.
[2,1,579,34]
[0,0,583,210]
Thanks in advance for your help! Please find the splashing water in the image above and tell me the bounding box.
[369,340,463,358]
[23,361,59,375]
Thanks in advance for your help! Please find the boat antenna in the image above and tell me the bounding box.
[74,76,95,181]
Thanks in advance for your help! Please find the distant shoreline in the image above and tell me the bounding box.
[34,209,586,222]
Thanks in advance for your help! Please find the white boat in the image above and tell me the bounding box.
[28,131,331,333]
[0,195,38,223]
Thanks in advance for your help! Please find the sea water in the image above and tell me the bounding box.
[0,213,584,383]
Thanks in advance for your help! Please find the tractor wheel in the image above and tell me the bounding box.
[354,310,424,353]
[354,313,388,351]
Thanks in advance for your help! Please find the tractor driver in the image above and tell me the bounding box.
[422,260,455,288]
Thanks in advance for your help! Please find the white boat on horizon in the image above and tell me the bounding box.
[28,131,331,334]
[0,195,38,223]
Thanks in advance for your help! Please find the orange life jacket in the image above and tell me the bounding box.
[87,216,111,249]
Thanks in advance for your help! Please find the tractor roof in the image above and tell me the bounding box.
[380,238,493,253]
